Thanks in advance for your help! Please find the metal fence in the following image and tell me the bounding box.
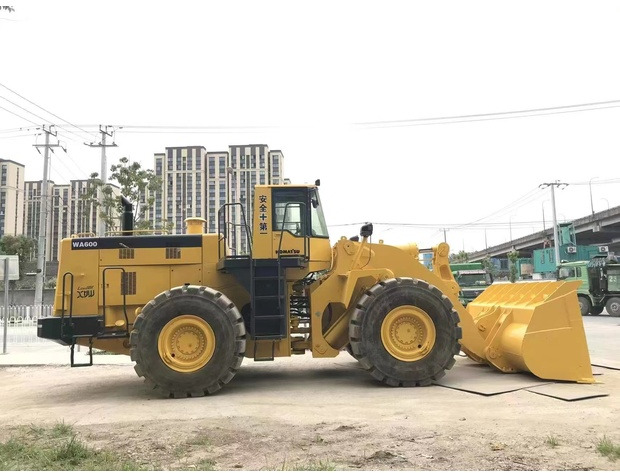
[1,305,54,346]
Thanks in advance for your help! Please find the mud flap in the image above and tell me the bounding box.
[464,281,595,383]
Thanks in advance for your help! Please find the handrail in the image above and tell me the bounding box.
[60,272,74,339]
[217,203,252,259]
[276,201,309,327]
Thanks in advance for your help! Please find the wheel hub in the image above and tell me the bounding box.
[381,305,436,362]
[158,315,216,372]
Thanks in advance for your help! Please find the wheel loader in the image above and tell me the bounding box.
[38,182,595,397]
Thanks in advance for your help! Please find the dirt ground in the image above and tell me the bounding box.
[1,349,619,471]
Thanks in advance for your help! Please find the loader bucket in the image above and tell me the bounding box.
[463,281,595,383]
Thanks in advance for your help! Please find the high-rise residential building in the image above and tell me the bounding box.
[227,145,285,253]
[50,184,70,261]
[0,158,25,238]
[151,144,285,254]
[153,146,207,234]
[23,179,120,261]
[205,150,230,234]
[23,180,56,260]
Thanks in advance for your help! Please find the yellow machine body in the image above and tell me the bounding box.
[42,182,594,396]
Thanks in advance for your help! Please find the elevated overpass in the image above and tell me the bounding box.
[469,205,620,261]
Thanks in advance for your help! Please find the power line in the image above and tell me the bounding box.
[0,104,40,126]
[355,99,620,127]
[0,82,98,142]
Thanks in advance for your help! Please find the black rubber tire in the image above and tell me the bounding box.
[605,297,620,317]
[130,285,246,398]
[344,344,354,357]
[349,278,462,387]
[591,306,604,316]
[578,296,592,317]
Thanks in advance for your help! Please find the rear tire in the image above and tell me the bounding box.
[130,285,246,397]
[578,296,592,317]
[605,297,620,317]
[349,278,461,387]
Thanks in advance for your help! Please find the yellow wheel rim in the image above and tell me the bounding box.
[158,315,216,372]
[381,305,436,362]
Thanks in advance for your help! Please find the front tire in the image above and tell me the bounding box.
[578,296,592,317]
[130,285,246,397]
[349,278,461,387]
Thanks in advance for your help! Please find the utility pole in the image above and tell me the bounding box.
[33,126,62,316]
[86,125,117,236]
[539,181,568,268]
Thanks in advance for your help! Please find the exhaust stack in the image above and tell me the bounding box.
[121,196,133,235]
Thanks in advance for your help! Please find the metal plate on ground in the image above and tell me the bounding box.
[591,358,620,370]
[434,359,551,396]
[526,383,610,401]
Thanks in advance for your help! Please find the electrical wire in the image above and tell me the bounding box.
[355,100,620,128]
[0,82,98,142]
[0,104,40,126]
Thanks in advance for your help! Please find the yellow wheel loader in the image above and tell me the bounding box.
[38,183,595,397]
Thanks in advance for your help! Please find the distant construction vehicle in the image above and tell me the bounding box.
[450,262,493,306]
[557,256,620,316]
[38,181,594,397]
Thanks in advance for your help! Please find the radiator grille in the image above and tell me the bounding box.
[121,271,137,295]
[119,248,135,259]
[166,247,181,259]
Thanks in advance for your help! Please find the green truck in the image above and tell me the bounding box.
[451,262,494,306]
[557,256,620,316]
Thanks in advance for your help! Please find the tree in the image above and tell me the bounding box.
[508,250,520,283]
[450,250,469,263]
[83,172,118,232]
[481,255,497,277]
[1,7,15,13]
[0,235,35,281]
[87,157,163,232]
[111,157,162,230]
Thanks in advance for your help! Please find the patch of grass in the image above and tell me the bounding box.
[0,423,148,471]
[597,436,620,461]
[545,435,560,448]
[50,421,74,438]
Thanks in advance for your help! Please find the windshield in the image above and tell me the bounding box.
[558,267,576,279]
[310,189,329,238]
[457,273,491,286]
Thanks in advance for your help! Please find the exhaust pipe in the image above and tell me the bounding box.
[121,196,133,235]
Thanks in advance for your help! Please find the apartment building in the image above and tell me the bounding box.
[0,158,25,237]
[23,180,56,260]
[153,146,207,233]
[227,145,285,253]
[152,144,285,254]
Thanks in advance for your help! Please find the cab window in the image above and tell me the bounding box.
[273,189,307,236]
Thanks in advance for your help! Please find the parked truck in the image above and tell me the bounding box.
[450,262,493,306]
[557,256,620,316]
